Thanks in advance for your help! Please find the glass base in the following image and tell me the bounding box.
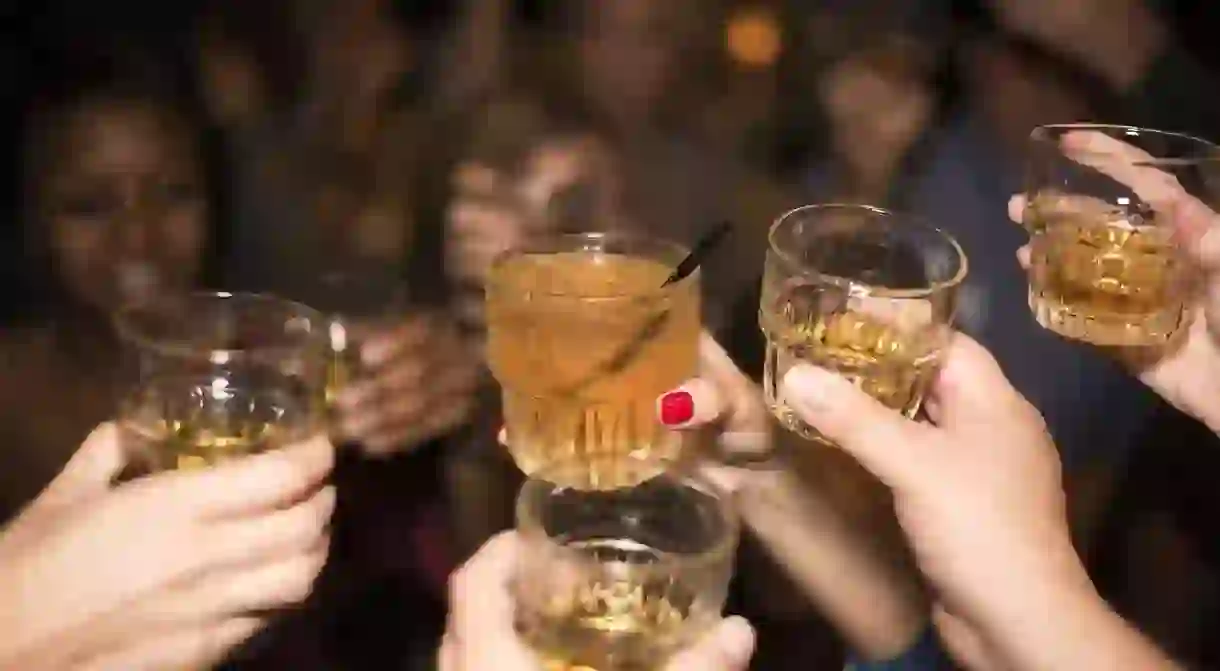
[1029,289,1186,347]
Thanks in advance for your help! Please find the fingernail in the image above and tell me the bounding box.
[658,390,694,426]
[781,365,840,413]
[719,616,756,666]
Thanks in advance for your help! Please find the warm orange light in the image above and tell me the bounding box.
[726,8,781,69]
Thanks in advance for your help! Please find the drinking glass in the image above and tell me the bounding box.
[486,232,700,490]
[115,292,327,473]
[515,462,738,671]
[1023,124,1220,346]
[760,204,967,442]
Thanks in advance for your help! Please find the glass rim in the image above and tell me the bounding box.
[1029,123,1220,164]
[489,230,697,302]
[113,290,325,362]
[515,464,740,572]
[767,203,969,299]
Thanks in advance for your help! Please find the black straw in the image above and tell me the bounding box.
[662,220,733,287]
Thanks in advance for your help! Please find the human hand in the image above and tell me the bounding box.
[0,423,335,670]
[446,163,531,286]
[333,313,480,456]
[1011,130,1220,434]
[656,333,933,662]
[655,332,772,492]
[438,531,756,671]
[779,335,1092,636]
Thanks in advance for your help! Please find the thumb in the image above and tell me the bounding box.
[664,616,755,671]
[780,365,926,489]
[39,422,126,507]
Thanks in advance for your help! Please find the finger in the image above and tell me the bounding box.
[205,485,335,567]
[929,334,1027,428]
[664,616,755,671]
[438,631,457,671]
[451,161,503,194]
[449,202,524,238]
[933,605,1008,671]
[1169,195,1220,272]
[1007,195,1027,225]
[144,540,329,625]
[80,617,263,671]
[359,316,431,368]
[1206,280,1220,346]
[334,355,425,411]
[697,332,769,435]
[362,392,476,456]
[657,378,722,429]
[39,422,126,508]
[197,540,329,614]
[1016,245,1031,269]
[780,365,924,489]
[1060,130,1185,207]
[343,364,477,442]
[449,531,519,643]
[134,435,334,520]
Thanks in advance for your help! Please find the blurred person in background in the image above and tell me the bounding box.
[985,0,1220,140]
[195,2,484,668]
[801,0,946,206]
[0,39,217,520]
[443,3,861,666]
[447,0,799,339]
[771,0,1158,564]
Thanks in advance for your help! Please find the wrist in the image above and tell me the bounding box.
[967,541,1097,642]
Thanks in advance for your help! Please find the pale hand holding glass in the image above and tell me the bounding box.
[513,463,738,671]
[1021,123,1219,347]
[759,204,967,442]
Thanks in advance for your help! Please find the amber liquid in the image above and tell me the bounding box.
[121,375,312,473]
[324,347,359,410]
[1027,209,1187,346]
[761,296,941,442]
[487,253,699,490]
[519,541,698,671]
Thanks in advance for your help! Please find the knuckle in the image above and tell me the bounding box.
[447,566,469,607]
[279,555,325,603]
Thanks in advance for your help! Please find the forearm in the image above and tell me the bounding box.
[982,578,1180,671]
[734,468,929,660]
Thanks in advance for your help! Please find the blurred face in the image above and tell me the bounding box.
[577,0,687,131]
[36,98,207,313]
[818,40,934,175]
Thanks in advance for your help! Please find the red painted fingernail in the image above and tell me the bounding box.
[659,390,694,426]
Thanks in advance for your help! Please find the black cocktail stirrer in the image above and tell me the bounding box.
[559,221,734,396]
